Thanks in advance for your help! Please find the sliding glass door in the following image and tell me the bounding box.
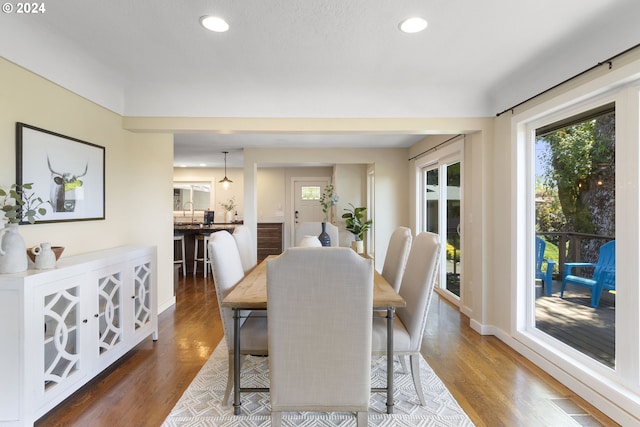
[418,139,463,301]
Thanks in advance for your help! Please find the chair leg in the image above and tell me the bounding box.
[271,411,282,427]
[398,354,408,374]
[592,284,604,308]
[223,354,245,406]
[410,354,426,406]
[193,238,199,276]
[356,410,368,427]
[560,278,568,298]
[223,353,234,405]
[181,238,186,276]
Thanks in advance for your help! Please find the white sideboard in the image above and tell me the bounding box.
[0,246,158,427]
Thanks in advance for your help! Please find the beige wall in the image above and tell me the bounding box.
[243,147,410,272]
[0,58,175,312]
[334,163,368,247]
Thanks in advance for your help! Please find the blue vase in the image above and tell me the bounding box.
[318,222,331,247]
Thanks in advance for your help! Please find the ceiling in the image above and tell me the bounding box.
[2,0,639,167]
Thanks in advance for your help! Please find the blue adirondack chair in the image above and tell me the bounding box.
[536,237,556,296]
[561,240,615,308]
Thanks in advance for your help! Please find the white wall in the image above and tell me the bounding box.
[0,57,175,313]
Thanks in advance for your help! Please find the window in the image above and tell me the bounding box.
[534,104,615,368]
[300,186,321,200]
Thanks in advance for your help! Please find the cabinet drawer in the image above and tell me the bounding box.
[257,223,283,258]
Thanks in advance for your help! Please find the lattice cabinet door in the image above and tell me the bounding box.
[36,277,91,408]
[95,267,125,365]
[132,260,153,334]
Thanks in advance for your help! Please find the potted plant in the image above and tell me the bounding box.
[317,185,339,246]
[318,184,338,222]
[219,197,237,223]
[0,183,47,274]
[342,203,372,253]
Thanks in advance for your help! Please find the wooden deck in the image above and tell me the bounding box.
[535,280,615,368]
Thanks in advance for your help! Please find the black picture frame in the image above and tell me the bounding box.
[16,122,105,224]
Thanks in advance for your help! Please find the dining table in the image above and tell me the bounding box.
[221,254,407,415]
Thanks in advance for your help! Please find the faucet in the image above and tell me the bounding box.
[182,202,194,223]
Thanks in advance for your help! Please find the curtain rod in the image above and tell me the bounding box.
[496,42,640,117]
[408,134,463,161]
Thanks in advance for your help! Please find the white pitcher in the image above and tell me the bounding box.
[0,223,28,274]
[31,242,56,270]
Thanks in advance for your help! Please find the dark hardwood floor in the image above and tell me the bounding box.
[36,274,618,427]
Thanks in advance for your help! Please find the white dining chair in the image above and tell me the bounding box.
[267,247,373,427]
[294,222,339,246]
[232,225,256,273]
[371,231,441,406]
[208,230,268,405]
[381,226,412,292]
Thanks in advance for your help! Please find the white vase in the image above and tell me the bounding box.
[225,211,233,223]
[299,235,322,247]
[351,240,364,254]
[0,223,28,274]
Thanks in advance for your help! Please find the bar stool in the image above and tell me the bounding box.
[173,234,186,277]
[193,233,211,277]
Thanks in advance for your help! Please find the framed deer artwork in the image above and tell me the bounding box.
[16,122,105,223]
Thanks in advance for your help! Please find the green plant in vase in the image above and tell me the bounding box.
[342,203,372,253]
[219,197,237,223]
[318,184,338,222]
[0,183,47,274]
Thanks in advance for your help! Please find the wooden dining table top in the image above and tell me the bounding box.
[221,254,406,310]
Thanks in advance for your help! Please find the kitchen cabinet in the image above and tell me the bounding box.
[257,222,283,260]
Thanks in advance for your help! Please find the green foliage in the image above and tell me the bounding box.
[219,197,237,212]
[342,203,372,241]
[540,121,595,207]
[0,183,47,224]
[537,113,615,235]
[446,243,460,262]
[319,185,338,221]
[64,179,83,191]
[535,177,565,242]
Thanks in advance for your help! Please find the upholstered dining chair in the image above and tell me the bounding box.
[208,230,268,405]
[381,226,413,292]
[267,247,373,427]
[294,222,339,246]
[232,225,256,273]
[371,231,441,406]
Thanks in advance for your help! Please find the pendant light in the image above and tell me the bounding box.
[219,151,233,189]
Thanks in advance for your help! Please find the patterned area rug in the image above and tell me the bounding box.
[163,341,475,427]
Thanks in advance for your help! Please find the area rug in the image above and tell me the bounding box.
[162,341,475,427]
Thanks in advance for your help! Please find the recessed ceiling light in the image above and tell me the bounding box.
[200,15,229,32]
[399,17,428,33]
